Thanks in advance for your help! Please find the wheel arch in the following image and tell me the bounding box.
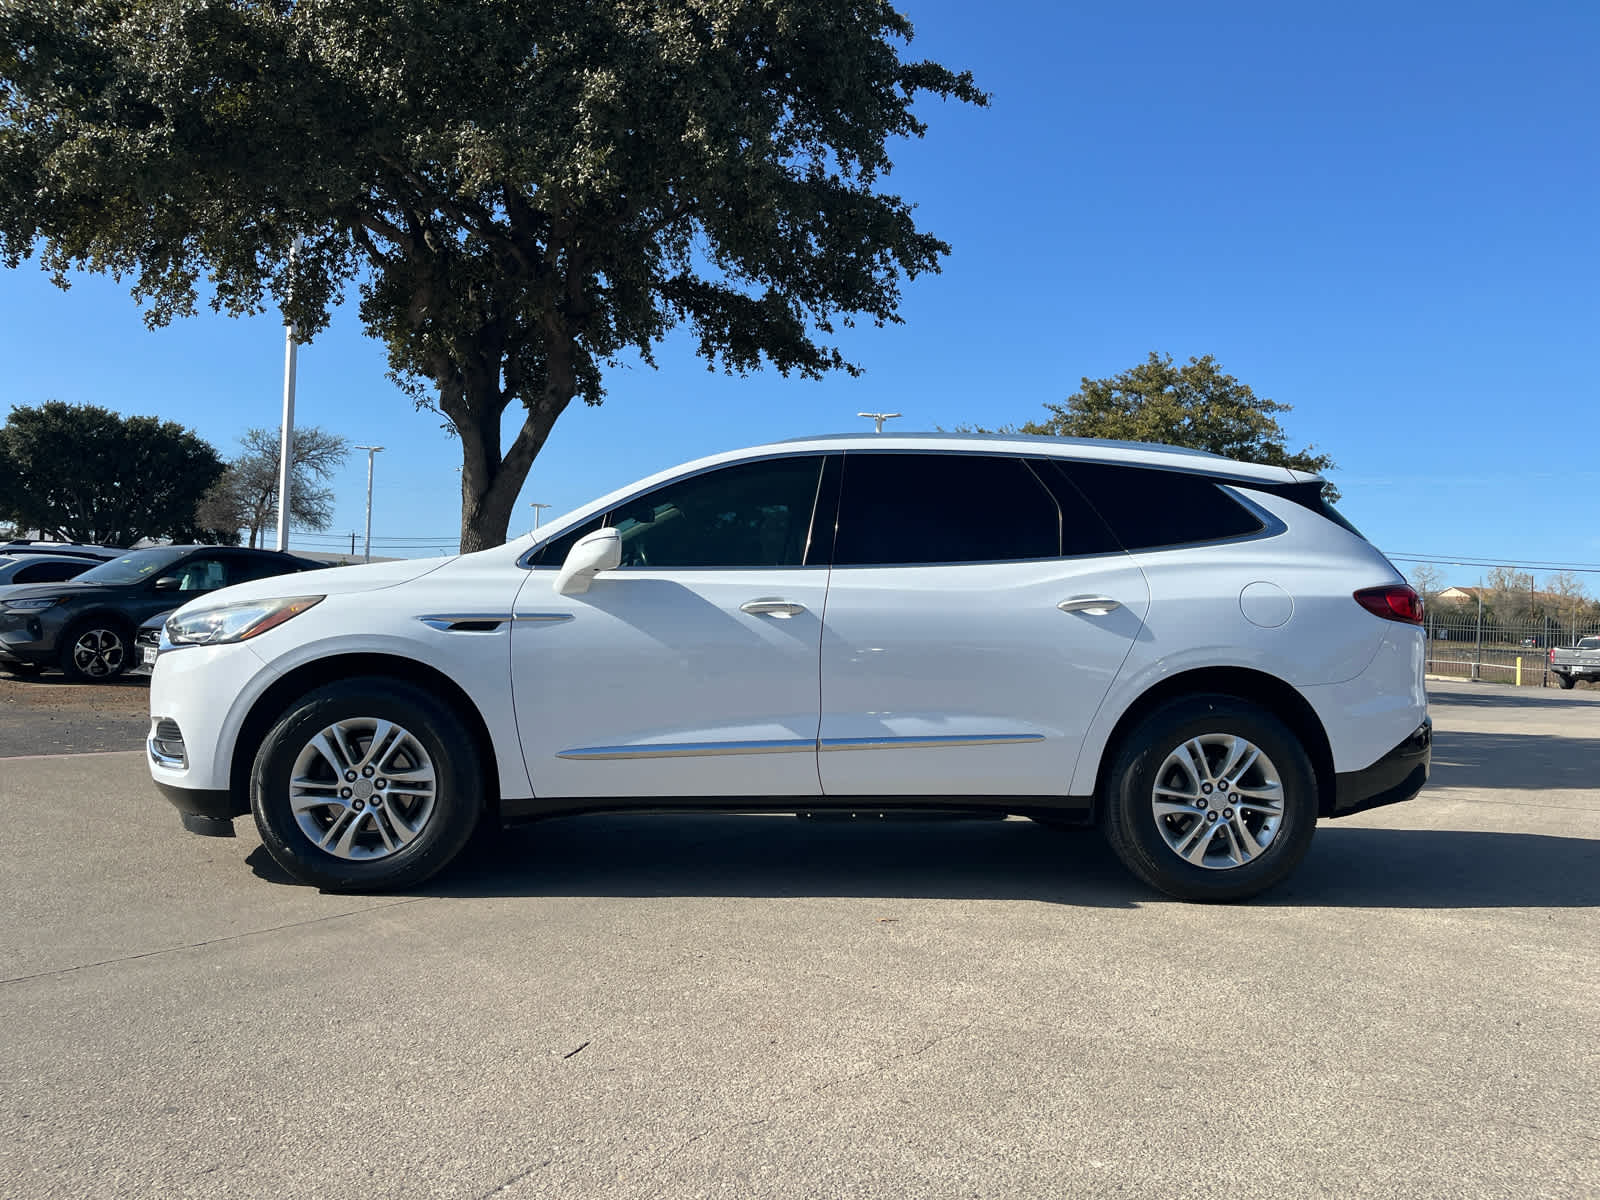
[62,607,136,635]
[228,653,502,821]
[1090,667,1337,818]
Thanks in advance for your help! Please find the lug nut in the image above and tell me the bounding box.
[1224,808,1234,819]
[1201,783,1213,794]
[362,766,375,778]
[340,787,352,799]
[1207,811,1218,822]
[345,770,357,782]
[353,800,364,811]
[1196,799,1207,810]
[375,779,387,790]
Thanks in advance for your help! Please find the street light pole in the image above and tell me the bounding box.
[354,445,384,563]
[529,502,552,530]
[857,411,901,434]
[274,236,303,552]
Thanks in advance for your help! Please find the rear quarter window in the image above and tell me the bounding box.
[1053,461,1267,551]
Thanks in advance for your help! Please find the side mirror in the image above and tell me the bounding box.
[154,576,181,591]
[554,528,622,595]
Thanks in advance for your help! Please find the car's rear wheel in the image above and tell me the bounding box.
[1555,674,1576,690]
[59,620,132,682]
[250,678,485,891]
[1100,694,1318,902]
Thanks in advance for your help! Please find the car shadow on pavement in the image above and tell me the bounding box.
[1430,730,1600,791]
[241,810,1600,909]
[1429,686,1600,708]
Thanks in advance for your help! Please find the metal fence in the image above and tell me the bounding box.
[1424,609,1600,687]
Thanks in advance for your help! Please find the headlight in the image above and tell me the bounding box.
[165,596,324,646]
[3,596,62,611]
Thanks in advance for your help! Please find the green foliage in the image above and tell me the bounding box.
[0,401,226,546]
[1024,353,1335,479]
[196,426,349,547]
[0,1,986,548]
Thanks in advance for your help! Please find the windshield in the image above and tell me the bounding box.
[75,548,189,586]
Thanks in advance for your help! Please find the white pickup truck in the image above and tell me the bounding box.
[1549,636,1600,689]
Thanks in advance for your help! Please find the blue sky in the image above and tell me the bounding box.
[1,0,1595,587]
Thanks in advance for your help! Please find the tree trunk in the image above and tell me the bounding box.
[449,326,580,554]
[454,394,570,553]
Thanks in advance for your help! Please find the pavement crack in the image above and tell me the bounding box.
[807,1019,977,1097]
[644,1019,978,1175]
[0,898,428,986]
[472,1158,549,1200]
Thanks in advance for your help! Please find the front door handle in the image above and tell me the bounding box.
[741,598,807,618]
[1057,595,1122,615]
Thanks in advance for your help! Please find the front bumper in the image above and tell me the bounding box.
[0,607,66,664]
[1329,718,1431,817]
[154,778,245,836]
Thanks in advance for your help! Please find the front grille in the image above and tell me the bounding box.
[149,717,187,769]
[135,629,159,648]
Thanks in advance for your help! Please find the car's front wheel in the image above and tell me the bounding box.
[250,678,486,890]
[1100,694,1318,902]
[60,619,132,682]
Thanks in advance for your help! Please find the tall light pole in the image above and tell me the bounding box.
[529,502,552,530]
[355,445,384,562]
[274,236,303,552]
[858,411,901,433]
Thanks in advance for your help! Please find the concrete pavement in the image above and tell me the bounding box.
[0,680,1596,1198]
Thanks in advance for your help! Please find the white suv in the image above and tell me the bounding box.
[147,434,1430,901]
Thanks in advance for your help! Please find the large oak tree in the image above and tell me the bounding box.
[1,0,985,549]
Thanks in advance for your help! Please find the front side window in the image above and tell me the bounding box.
[533,456,827,569]
[831,453,1064,566]
[169,556,231,592]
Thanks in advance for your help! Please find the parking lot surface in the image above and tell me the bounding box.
[0,679,1596,1198]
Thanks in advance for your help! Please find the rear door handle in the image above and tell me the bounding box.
[741,598,807,618]
[1057,596,1122,615]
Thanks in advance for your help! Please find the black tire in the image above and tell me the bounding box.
[1099,694,1319,902]
[59,618,133,682]
[1555,673,1576,690]
[250,678,486,891]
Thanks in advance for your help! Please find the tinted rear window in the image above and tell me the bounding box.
[833,453,1063,565]
[1054,462,1266,551]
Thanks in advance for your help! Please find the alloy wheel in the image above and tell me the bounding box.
[71,628,126,678]
[289,717,438,860]
[1150,733,1285,870]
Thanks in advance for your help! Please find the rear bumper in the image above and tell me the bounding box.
[1329,718,1431,817]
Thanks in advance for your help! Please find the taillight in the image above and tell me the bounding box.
[1354,584,1424,625]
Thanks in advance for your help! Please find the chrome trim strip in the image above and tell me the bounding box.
[418,614,512,632]
[819,734,1045,752]
[512,612,575,623]
[557,738,815,761]
[147,737,187,771]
